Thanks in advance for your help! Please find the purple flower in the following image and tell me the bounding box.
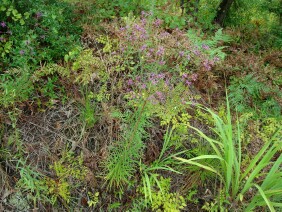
[185,80,192,86]
[127,79,134,85]
[191,73,198,81]
[160,32,170,39]
[179,51,185,57]
[155,91,165,102]
[136,76,141,81]
[192,49,200,56]
[157,73,165,79]
[141,18,147,26]
[203,60,212,71]
[154,19,163,27]
[140,33,148,40]
[0,22,6,28]
[186,54,191,60]
[140,44,147,51]
[213,56,220,62]
[148,95,158,105]
[151,79,157,85]
[165,79,170,86]
[134,24,144,32]
[159,60,165,65]
[140,83,146,89]
[182,73,188,79]
[35,12,43,19]
[202,44,210,50]
[156,46,165,56]
[19,50,25,55]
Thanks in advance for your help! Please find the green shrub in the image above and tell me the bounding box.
[0,0,81,70]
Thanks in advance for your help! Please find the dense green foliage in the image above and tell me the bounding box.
[0,0,281,211]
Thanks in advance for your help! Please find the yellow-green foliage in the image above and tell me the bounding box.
[47,151,88,204]
[51,151,87,180]
[96,83,110,102]
[259,118,282,144]
[96,35,114,53]
[46,178,71,204]
[171,112,192,148]
[33,63,70,79]
[151,177,186,212]
[87,191,99,207]
[195,107,215,126]
[72,49,105,85]
[33,49,105,85]
[241,116,282,150]
[0,0,30,25]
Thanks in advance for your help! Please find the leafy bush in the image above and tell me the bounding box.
[0,0,81,69]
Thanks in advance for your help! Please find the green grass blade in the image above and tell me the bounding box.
[242,145,277,194]
[175,156,223,180]
[261,154,282,189]
[145,173,152,202]
[254,184,275,212]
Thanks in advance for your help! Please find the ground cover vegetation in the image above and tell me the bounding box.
[0,0,281,211]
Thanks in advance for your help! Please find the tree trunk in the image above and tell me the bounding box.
[214,0,235,26]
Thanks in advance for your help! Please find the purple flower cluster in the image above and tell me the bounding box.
[1,21,6,28]
[125,72,172,105]
[125,70,195,107]
[140,44,147,51]
[182,73,191,86]
[179,51,185,57]
[182,73,198,86]
[156,46,165,56]
[153,19,163,27]
[202,59,214,71]
[35,12,43,19]
[133,23,148,40]
[149,91,166,104]
[202,44,210,50]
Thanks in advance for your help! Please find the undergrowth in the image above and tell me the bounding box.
[0,0,281,211]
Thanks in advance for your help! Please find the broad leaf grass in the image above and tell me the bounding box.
[176,96,282,211]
